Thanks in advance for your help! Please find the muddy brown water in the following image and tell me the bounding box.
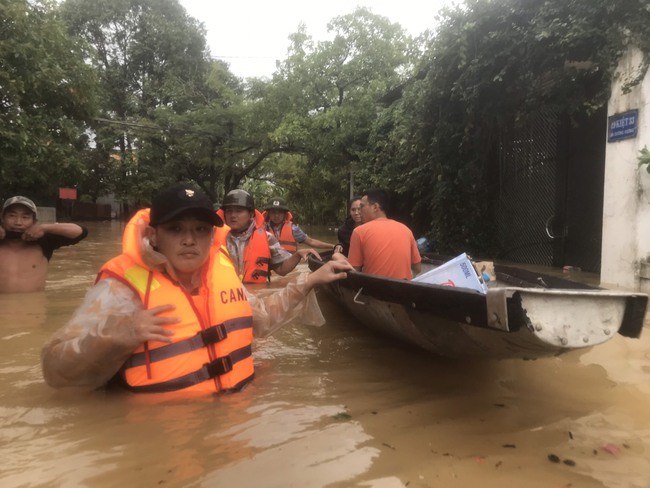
[1,222,649,487]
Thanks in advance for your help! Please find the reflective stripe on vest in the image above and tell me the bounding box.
[126,345,253,393]
[123,317,253,368]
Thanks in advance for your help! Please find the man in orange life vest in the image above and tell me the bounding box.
[217,190,321,284]
[41,183,353,394]
[263,197,335,253]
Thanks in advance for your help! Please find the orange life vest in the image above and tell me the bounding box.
[216,209,271,284]
[97,208,254,394]
[263,210,297,253]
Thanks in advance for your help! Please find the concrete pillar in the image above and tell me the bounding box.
[36,207,56,224]
[601,46,650,291]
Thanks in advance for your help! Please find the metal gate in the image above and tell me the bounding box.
[495,108,606,272]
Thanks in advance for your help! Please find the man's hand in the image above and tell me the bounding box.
[117,304,179,349]
[275,248,322,276]
[306,256,354,289]
[297,248,322,262]
[331,251,347,262]
[22,223,45,241]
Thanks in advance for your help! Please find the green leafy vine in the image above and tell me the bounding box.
[639,146,650,174]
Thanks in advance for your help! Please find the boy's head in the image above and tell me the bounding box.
[2,196,38,231]
[2,196,38,219]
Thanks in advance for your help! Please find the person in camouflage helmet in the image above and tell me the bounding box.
[263,197,335,253]
[217,190,322,283]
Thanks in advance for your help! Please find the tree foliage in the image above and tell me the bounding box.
[373,0,650,253]
[60,0,211,203]
[268,8,414,223]
[2,0,650,242]
[0,0,97,201]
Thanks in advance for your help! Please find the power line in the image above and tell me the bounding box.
[211,55,277,60]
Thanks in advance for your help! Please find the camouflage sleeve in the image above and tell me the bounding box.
[247,272,325,338]
[266,231,293,268]
[291,223,308,243]
[41,278,143,390]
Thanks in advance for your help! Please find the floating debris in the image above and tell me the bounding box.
[601,443,621,456]
[332,412,352,421]
[548,454,561,463]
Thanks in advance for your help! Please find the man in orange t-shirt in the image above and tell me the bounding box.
[347,188,421,280]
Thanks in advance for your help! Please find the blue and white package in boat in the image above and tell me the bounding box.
[413,253,488,294]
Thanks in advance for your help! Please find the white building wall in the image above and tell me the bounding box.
[601,46,650,291]
[36,207,56,224]
[96,194,119,219]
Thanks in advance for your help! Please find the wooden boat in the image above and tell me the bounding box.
[308,253,648,360]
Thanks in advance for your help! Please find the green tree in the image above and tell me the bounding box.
[132,59,245,202]
[264,7,414,223]
[374,0,650,253]
[0,0,97,201]
[60,0,210,203]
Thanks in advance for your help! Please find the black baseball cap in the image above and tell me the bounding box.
[149,183,223,227]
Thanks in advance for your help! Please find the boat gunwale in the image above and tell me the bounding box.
[308,252,648,339]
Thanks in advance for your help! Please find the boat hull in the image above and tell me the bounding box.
[311,256,648,360]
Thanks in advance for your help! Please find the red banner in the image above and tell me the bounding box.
[59,188,78,200]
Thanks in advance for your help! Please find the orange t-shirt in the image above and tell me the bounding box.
[348,218,421,280]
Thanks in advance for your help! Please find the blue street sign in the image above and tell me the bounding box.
[607,109,638,143]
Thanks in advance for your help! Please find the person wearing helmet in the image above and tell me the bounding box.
[217,190,322,284]
[263,197,335,253]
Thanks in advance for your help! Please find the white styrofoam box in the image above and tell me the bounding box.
[413,252,488,294]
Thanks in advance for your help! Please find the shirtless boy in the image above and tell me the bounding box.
[0,196,88,293]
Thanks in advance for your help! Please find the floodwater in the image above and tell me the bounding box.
[1,221,650,488]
